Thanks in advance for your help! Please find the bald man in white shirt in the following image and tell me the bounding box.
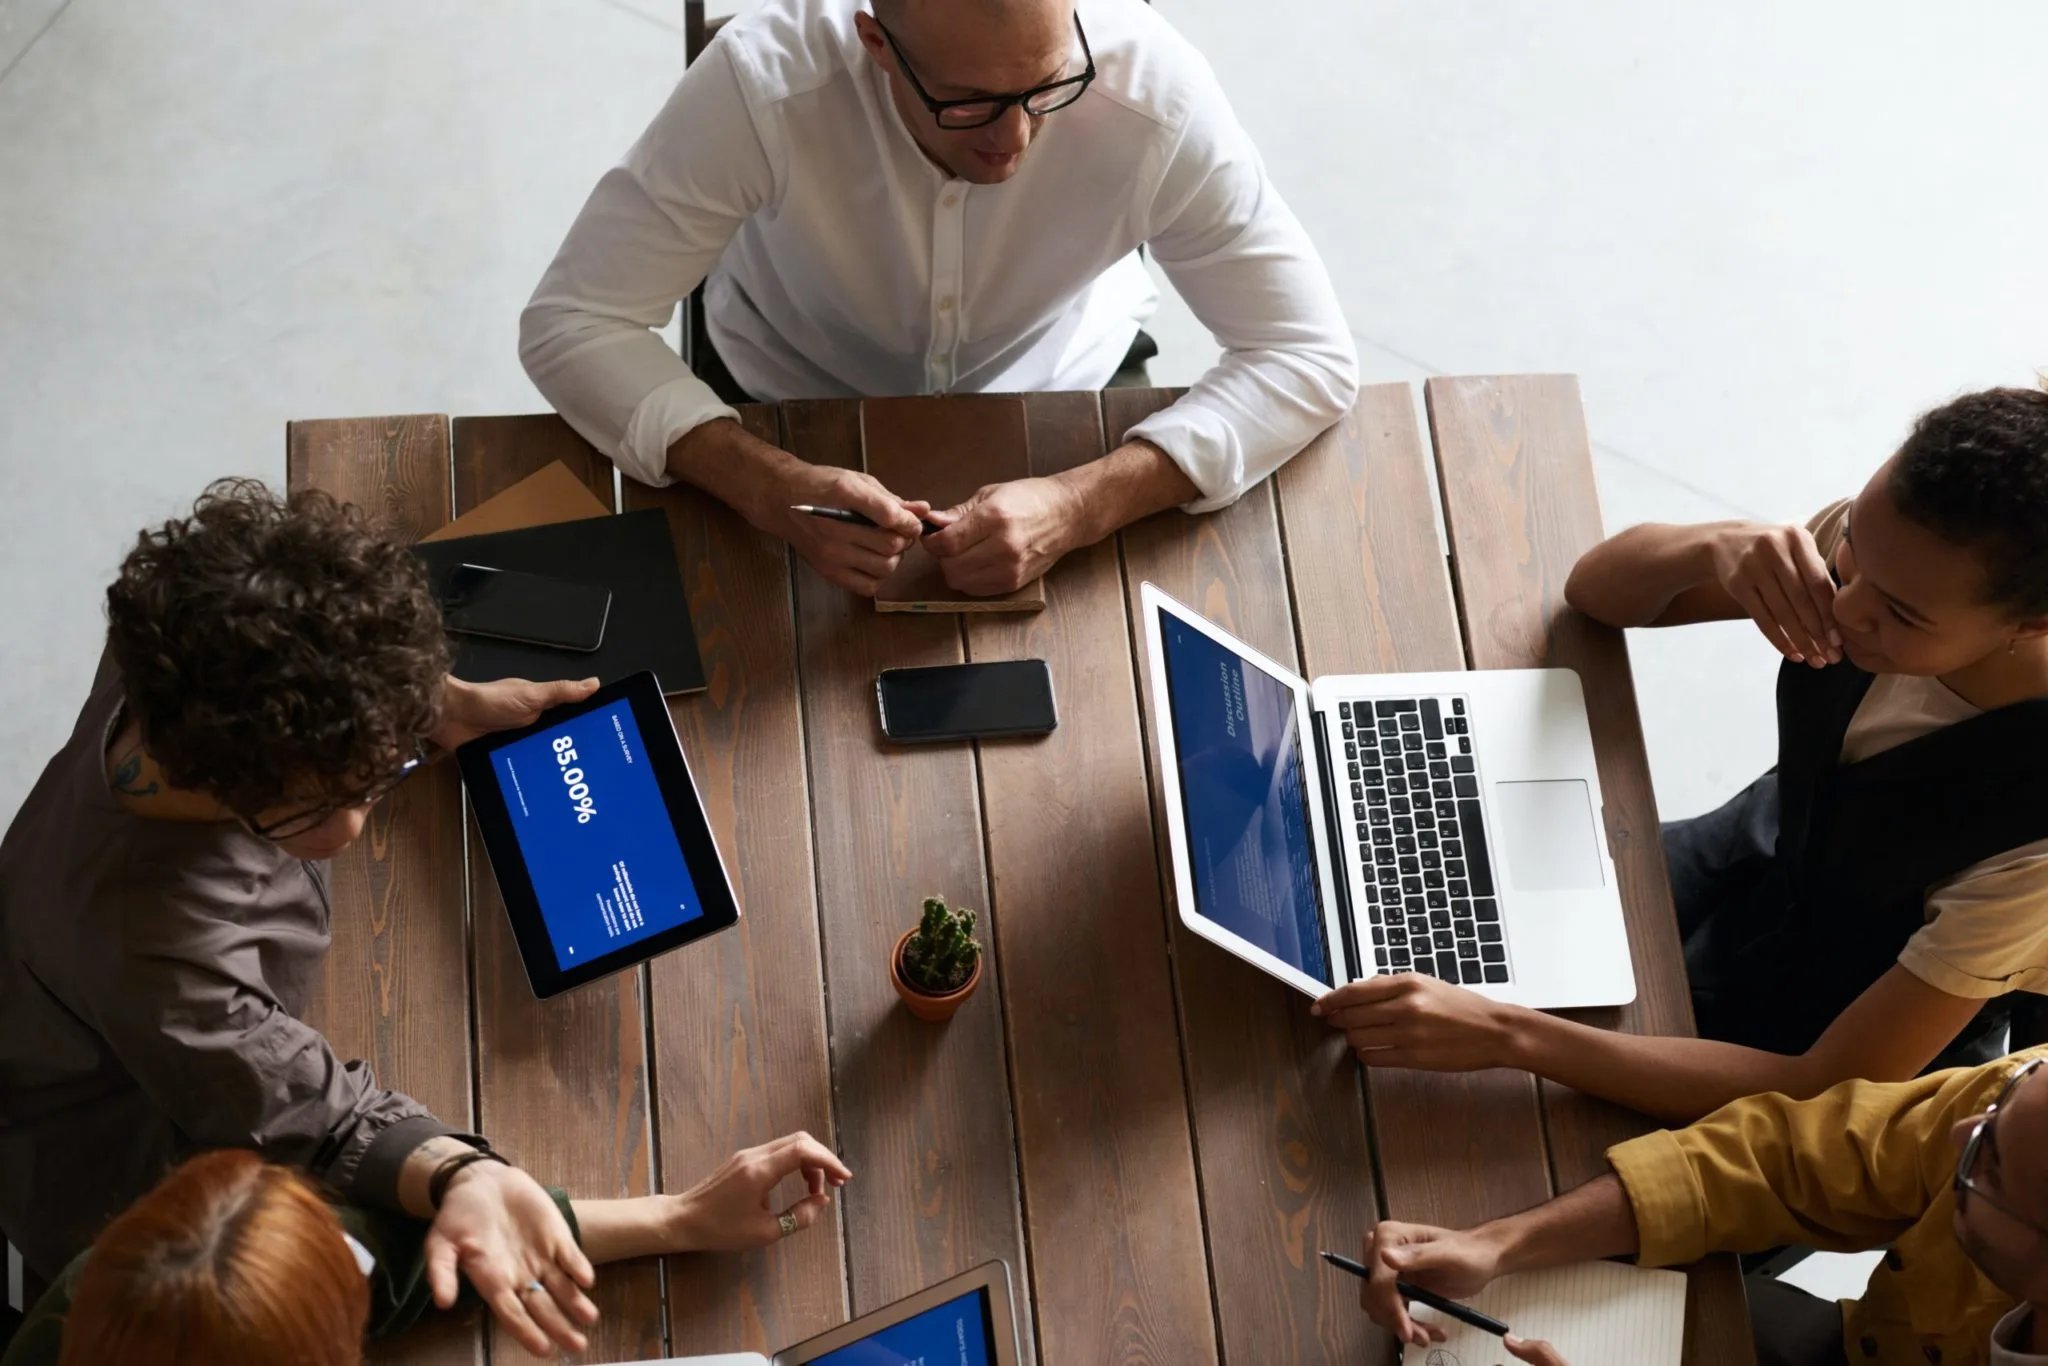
[522,0,1357,598]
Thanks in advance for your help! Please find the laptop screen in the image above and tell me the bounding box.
[805,1287,997,1365]
[1157,614,1331,986]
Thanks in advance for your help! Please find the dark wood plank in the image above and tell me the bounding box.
[287,416,483,1366]
[449,415,664,1365]
[780,399,1034,1359]
[1272,385,1555,1240]
[961,392,1217,1366]
[1106,389,1392,1366]
[1424,375,1754,1366]
[626,405,851,1354]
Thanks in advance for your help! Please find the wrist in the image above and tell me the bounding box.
[1694,520,1756,578]
[1491,1002,1549,1072]
[1475,1215,1536,1277]
[1045,468,1102,553]
[1052,439,1187,548]
[661,1191,707,1254]
[667,418,794,529]
[431,1147,511,1211]
[429,677,480,750]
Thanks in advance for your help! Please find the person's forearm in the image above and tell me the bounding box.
[1563,522,1742,626]
[665,417,800,529]
[1052,439,1200,546]
[570,1196,688,1264]
[1480,1173,1641,1274]
[1507,1009,1822,1124]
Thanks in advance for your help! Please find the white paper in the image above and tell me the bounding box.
[1409,1261,1686,1366]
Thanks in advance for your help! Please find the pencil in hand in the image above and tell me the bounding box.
[1318,1250,1511,1338]
[789,504,944,537]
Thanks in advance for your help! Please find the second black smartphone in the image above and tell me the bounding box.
[877,660,1058,743]
[442,563,612,653]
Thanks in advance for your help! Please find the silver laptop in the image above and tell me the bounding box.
[628,1261,1020,1366]
[1139,583,1635,1009]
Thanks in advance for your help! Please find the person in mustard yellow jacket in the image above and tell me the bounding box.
[1353,1050,2048,1366]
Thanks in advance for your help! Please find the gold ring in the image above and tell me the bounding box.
[777,1210,799,1238]
[521,1279,545,1296]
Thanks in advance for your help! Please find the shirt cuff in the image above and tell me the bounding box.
[352,1115,468,1213]
[619,375,743,488]
[548,1187,583,1249]
[1895,941,2048,1000]
[1607,1129,1709,1267]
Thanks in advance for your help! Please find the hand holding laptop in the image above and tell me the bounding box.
[1312,971,1516,1071]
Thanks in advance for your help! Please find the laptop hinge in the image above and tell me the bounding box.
[1310,705,1363,983]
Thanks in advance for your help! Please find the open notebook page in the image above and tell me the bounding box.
[1410,1261,1687,1366]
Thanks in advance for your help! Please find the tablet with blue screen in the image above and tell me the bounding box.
[459,671,740,998]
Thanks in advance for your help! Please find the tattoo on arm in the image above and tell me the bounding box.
[112,748,159,798]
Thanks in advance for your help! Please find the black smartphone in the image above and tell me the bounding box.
[876,660,1058,743]
[441,563,612,653]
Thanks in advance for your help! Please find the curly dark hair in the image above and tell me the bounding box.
[104,479,450,816]
[1889,386,2048,619]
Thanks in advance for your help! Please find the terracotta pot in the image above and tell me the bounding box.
[889,928,983,1022]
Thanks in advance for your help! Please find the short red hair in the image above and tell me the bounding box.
[60,1150,369,1366]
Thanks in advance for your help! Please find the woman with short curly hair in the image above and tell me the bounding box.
[102,477,454,824]
[0,479,631,1356]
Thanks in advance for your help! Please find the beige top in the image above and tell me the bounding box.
[1809,501,2048,999]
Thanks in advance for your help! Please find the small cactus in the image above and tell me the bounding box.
[900,896,981,995]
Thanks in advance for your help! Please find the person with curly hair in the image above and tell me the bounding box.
[0,479,694,1356]
[1306,386,2048,1364]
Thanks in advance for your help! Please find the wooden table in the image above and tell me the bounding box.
[287,379,1753,1366]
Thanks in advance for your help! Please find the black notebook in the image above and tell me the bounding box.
[413,509,705,696]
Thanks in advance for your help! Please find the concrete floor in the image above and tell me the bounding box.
[6,0,2043,1323]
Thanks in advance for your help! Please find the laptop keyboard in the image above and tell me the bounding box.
[1335,697,1510,986]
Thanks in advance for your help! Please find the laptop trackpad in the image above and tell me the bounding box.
[1495,780,1603,892]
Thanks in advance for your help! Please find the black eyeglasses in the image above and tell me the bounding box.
[876,12,1094,130]
[244,745,427,841]
[1955,1056,2048,1240]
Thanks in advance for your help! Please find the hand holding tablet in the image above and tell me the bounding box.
[459,671,741,997]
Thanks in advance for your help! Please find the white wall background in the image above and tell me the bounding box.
[3,0,2044,841]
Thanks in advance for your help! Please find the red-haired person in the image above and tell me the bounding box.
[0,480,798,1356]
[2,1134,848,1365]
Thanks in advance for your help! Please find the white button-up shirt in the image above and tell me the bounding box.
[520,0,1357,512]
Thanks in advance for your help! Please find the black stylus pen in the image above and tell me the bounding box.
[790,503,945,537]
[1319,1251,1512,1338]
